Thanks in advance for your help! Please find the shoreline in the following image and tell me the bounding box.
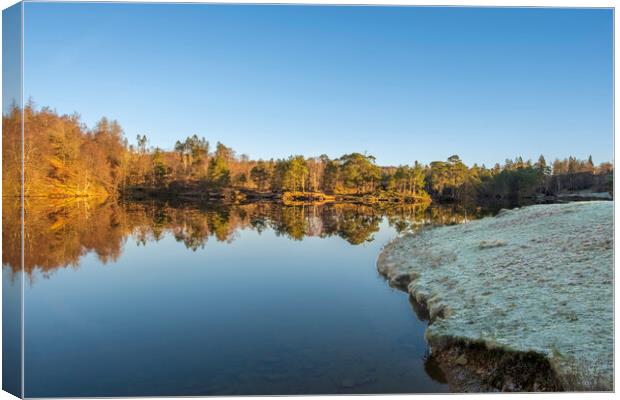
[377,201,613,392]
[377,249,561,392]
[121,188,434,206]
[6,186,612,207]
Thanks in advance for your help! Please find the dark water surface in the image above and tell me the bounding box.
[4,200,483,396]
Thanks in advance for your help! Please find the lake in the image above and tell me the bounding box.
[3,199,484,396]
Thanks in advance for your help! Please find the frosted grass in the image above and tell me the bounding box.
[378,201,613,390]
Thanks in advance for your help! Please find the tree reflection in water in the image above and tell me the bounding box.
[2,198,490,280]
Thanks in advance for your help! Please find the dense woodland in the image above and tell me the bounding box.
[2,103,614,204]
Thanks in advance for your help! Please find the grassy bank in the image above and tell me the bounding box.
[377,201,613,391]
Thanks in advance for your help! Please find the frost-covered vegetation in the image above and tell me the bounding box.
[378,201,613,390]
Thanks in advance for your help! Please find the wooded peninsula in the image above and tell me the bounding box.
[3,103,613,204]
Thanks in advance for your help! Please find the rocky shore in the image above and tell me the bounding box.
[377,201,613,392]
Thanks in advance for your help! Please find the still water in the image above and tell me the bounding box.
[4,200,481,397]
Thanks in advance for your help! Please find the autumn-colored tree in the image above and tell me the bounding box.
[151,148,171,187]
[2,104,22,197]
[5,101,613,205]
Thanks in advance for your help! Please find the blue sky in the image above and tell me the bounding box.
[23,3,613,166]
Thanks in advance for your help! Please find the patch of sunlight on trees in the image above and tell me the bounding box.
[3,101,613,202]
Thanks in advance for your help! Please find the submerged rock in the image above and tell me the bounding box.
[378,201,613,391]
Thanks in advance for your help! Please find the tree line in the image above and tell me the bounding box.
[3,103,613,203]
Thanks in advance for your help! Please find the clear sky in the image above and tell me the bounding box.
[23,3,613,166]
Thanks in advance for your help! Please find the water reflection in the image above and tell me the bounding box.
[9,198,493,396]
[3,199,488,280]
